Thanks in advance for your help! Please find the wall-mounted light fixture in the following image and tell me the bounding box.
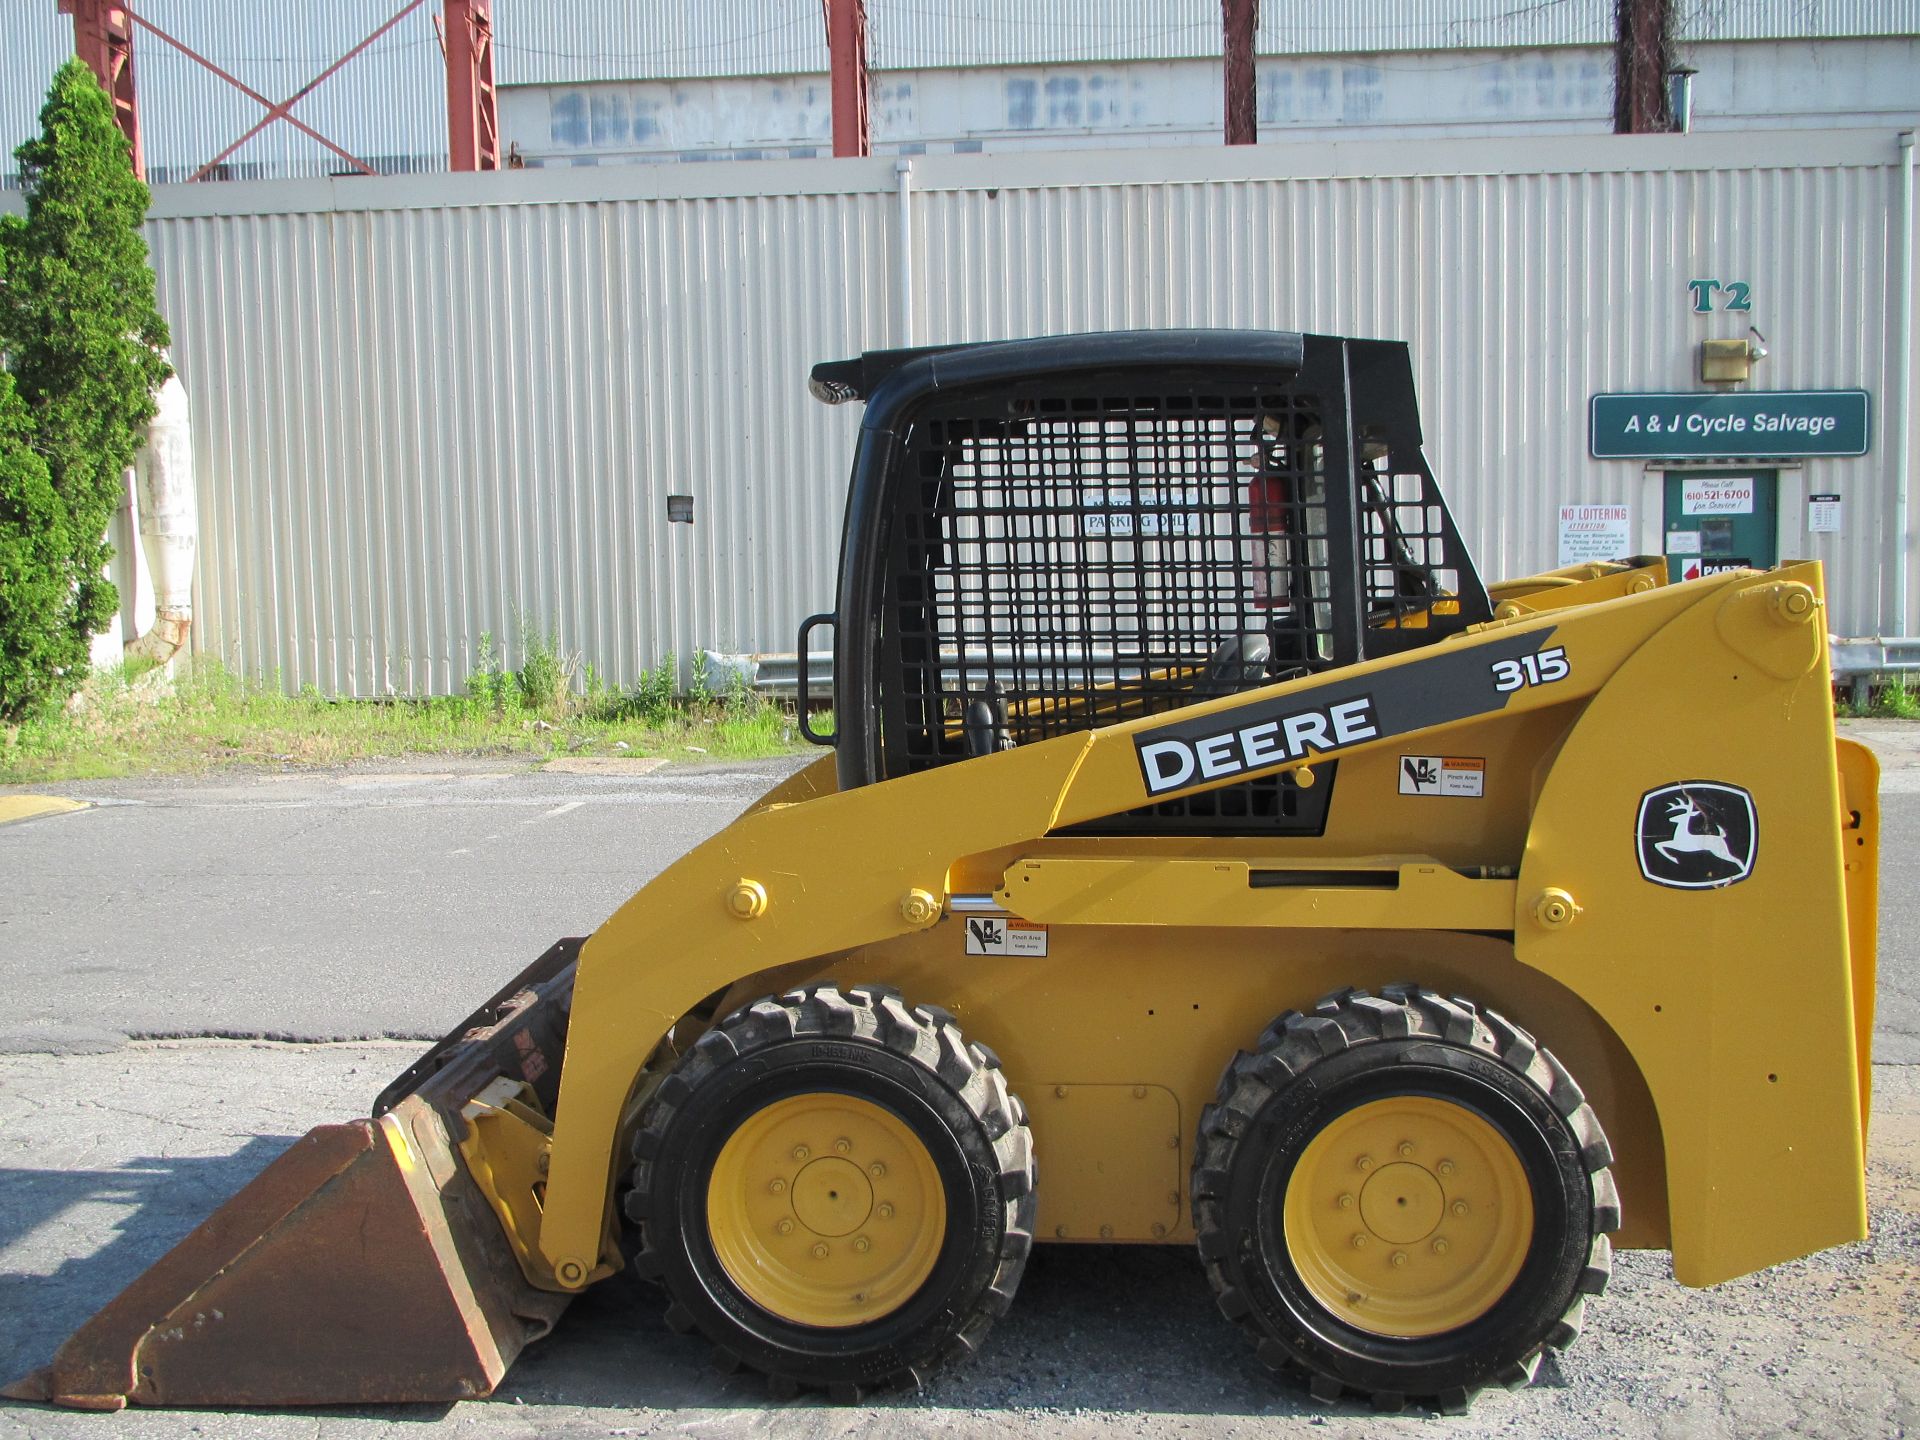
[1700,328,1768,384]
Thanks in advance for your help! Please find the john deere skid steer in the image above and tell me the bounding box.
[9,330,1877,1413]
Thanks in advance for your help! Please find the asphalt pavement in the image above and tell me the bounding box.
[0,758,802,1053]
[0,728,1915,1439]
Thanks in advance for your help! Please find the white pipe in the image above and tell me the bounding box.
[896,157,915,347]
[1895,130,1915,636]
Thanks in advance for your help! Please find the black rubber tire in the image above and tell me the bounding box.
[625,983,1036,1400]
[1192,984,1618,1413]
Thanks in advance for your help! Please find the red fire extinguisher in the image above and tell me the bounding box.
[1247,424,1291,610]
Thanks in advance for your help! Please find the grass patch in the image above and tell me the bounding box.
[0,655,823,783]
[1869,677,1920,720]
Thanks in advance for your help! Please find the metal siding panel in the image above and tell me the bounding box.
[148,178,893,693]
[139,136,1904,692]
[0,9,73,188]
[911,144,1902,640]
[1,2,446,186]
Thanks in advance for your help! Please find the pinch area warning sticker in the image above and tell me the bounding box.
[1399,755,1486,798]
[964,916,1049,957]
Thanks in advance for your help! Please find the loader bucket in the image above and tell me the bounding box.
[6,940,586,1411]
[4,1097,568,1410]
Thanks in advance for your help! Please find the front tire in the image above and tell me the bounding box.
[626,984,1035,1399]
[1192,985,1618,1412]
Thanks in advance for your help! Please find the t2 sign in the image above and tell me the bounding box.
[1689,279,1752,314]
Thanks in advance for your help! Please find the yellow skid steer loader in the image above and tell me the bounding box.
[8,331,1877,1414]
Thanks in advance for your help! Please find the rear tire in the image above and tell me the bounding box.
[625,984,1035,1399]
[1192,984,1618,1412]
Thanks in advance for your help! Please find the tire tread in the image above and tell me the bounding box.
[1190,984,1619,1413]
[625,982,1036,1399]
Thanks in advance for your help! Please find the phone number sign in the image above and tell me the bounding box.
[1590,390,1870,459]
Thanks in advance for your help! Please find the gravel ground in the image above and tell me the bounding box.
[0,1043,1913,1440]
[0,730,1913,1438]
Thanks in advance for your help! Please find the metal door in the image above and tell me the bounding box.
[1663,471,1778,582]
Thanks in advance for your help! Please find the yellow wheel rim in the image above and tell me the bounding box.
[706,1093,947,1328]
[1282,1095,1533,1338]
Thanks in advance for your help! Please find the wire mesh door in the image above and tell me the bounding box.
[879,385,1344,830]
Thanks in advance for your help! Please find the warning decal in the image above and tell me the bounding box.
[1399,755,1486,798]
[964,916,1049,957]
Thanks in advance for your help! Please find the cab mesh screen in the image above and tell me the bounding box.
[880,389,1338,830]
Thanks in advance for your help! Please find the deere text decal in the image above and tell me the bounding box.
[1138,696,1377,795]
[1131,628,1561,799]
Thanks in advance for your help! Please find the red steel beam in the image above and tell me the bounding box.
[1223,0,1259,146]
[59,0,144,177]
[823,0,870,158]
[445,0,499,171]
[1613,0,1674,133]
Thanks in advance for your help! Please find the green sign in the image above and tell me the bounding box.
[1590,390,1870,460]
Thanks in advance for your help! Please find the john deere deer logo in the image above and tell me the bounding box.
[1636,782,1757,889]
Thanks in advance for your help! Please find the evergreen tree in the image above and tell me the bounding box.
[0,58,171,715]
[0,367,71,719]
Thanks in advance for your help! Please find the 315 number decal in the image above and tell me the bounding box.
[1491,646,1570,693]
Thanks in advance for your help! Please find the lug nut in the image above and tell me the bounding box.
[1398,1141,1414,1158]
[1438,1160,1456,1177]
[769,1178,786,1194]
[852,1236,871,1253]
[811,1242,830,1259]
[776,1219,793,1235]
[792,1144,810,1162]
[1432,1237,1450,1255]
[869,1162,886,1178]
[1351,1233,1369,1250]
[835,1138,852,1153]
[1336,1193,1354,1210]
[877,1202,895,1219]
[1452,1200,1470,1217]
[1391,1251,1408,1268]
[1355,1155,1375,1172]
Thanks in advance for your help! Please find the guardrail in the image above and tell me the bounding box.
[1827,638,1920,708]
[719,640,1920,710]
[705,645,1178,703]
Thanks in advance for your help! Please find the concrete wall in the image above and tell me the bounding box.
[503,40,1920,166]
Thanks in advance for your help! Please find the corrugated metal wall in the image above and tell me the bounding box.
[131,131,1911,693]
[2,2,447,187]
[144,168,894,694]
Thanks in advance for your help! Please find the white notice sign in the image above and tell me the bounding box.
[1665,530,1703,555]
[1808,493,1842,534]
[964,916,1049,957]
[1557,504,1633,566]
[1681,478,1755,515]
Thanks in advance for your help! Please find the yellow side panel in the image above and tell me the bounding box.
[820,926,1670,1251]
[1514,564,1867,1286]
[1021,1084,1183,1241]
[1835,737,1880,1134]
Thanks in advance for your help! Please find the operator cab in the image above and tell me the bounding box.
[806,329,1490,831]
